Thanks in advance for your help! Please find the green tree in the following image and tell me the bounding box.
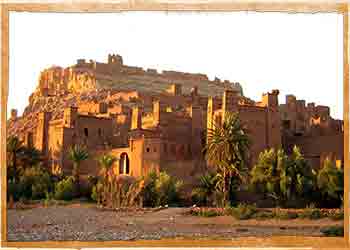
[205,112,250,207]
[251,146,315,207]
[279,146,315,205]
[68,144,89,197]
[250,148,287,204]
[317,157,343,206]
[6,136,25,183]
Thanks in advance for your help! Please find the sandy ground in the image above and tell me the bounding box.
[7,203,343,242]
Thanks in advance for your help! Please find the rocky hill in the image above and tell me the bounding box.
[8,53,244,137]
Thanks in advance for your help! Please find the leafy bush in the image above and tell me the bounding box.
[54,176,76,201]
[317,158,343,207]
[91,183,101,203]
[92,174,144,208]
[142,171,158,207]
[250,146,316,208]
[253,211,274,220]
[190,207,224,217]
[229,203,257,220]
[142,171,183,207]
[191,172,219,206]
[16,166,53,200]
[298,204,322,220]
[329,209,344,221]
[7,180,21,201]
[272,208,298,220]
[321,226,344,237]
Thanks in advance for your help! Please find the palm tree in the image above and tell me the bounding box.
[68,144,89,196]
[6,136,25,183]
[205,112,250,207]
[98,154,117,182]
[192,172,219,206]
[250,148,287,205]
[98,154,117,204]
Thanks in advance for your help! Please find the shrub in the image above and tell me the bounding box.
[142,171,158,207]
[317,158,343,207]
[321,226,344,237]
[190,207,224,217]
[330,209,344,221]
[250,146,316,207]
[155,172,183,206]
[91,181,104,204]
[272,208,298,220]
[142,171,183,207]
[191,172,219,206]
[229,203,257,220]
[298,204,322,220]
[7,180,21,201]
[78,175,98,200]
[54,176,76,201]
[253,211,274,220]
[17,166,53,200]
[92,174,144,208]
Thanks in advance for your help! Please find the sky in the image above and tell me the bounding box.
[8,11,343,119]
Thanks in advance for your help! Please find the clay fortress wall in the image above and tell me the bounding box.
[8,54,344,190]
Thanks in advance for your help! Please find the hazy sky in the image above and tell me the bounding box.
[8,11,343,119]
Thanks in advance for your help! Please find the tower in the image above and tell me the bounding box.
[153,100,165,127]
[131,106,142,130]
[63,106,78,128]
[35,111,52,154]
[222,89,239,123]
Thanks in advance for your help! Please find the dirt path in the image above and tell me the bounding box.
[7,205,343,242]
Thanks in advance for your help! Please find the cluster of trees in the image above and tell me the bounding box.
[7,136,52,201]
[194,112,344,209]
[6,137,91,202]
[250,147,343,208]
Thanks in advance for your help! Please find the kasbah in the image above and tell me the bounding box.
[7,53,344,194]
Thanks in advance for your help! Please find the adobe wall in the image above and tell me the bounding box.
[285,134,344,168]
[238,106,269,165]
[129,137,145,178]
[71,115,114,149]
[35,112,52,156]
[78,147,131,178]
[142,137,162,177]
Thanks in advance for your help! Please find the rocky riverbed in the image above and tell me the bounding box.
[7,203,343,242]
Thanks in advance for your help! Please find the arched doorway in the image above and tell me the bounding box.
[119,152,130,174]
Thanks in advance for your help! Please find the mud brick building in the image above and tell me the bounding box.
[8,54,344,186]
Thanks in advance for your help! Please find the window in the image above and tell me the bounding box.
[164,144,167,153]
[154,147,157,152]
[84,128,89,137]
[98,128,102,137]
[146,147,150,153]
